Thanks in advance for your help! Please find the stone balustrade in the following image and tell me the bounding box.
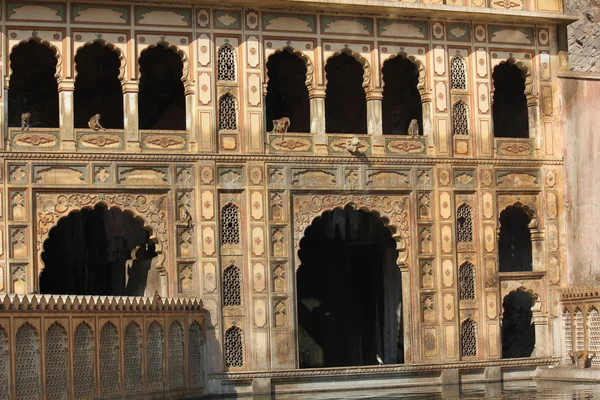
[560,287,600,367]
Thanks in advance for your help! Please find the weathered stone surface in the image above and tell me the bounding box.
[566,0,600,71]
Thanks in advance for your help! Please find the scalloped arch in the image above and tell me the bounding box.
[139,41,190,85]
[383,52,426,94]
[266,46,314,89]
[493,57,533,96]
[9,37,62,80]
[325,48,371,89]
[74,39,127,81]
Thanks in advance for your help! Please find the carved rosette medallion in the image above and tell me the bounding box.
[293,194,410,266]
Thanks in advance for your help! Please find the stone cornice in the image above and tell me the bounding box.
[0,151,564,166]
[561,287,600,300]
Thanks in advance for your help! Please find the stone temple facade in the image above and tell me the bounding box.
[0,0,598,398]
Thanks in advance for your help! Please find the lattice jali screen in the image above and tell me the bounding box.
[189,321,205,388]
[221,203,241,245]
[460,318,477,357]
[589,308,600,367]
[217,44,237,82]
[73,323,94,400]
[147,322,164,393]
[459,262,475,301]
[15,323,40,400]
[45,323,68,400]
[456,203,474,242]
[218,93,238,131]
[562,309,572,364]
[575,308,584,350]
[169,322,185,390]
[100,323,120,398]
[450,55,467,90]
[452,101,469,136]
[223,265,242,307]
[0,329,9,400]
[124,322,143,395]
[225,326,244,368]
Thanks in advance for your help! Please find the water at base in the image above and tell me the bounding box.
[228,381,600,399]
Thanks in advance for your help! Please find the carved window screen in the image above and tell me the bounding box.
[74,323,94,400]
[169,322,185,390]
[575,308,584,351]
[147,322,164,393]
[16,324,40,400]
[45,323,68,400]
[221,203,241,245]
[0,329,7,400]
[218,93,238,131]
[456,203,474,242]
[124,323,143,395]
[99,323,120,398]
[460,318,477,357]
[225,326,244,368]
[452,101,469,136]
[562,309,573,364]
[450,55,467,91]
[218,44,237,82]
[459,262,475,301]
[589,308,600,367]
[223,264,242,307]
[189,321,205,388]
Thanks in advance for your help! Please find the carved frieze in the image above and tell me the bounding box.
[34,166,86,185]
[496,140,534,156]
[366,169,410,187]
[269,136,312,153]
[385,137,426,155]
[12,131,59,149]
[118,167,169,185]
[496,171,539,187]
[77,132,123,149]
[291,168,337,186]
[328,137,371,155]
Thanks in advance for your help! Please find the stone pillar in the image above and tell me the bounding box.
[366,88,384,156]
[527,94,541,151]
[122,80,140,152]
[184,81,197,152]
[309,85,327,155]
[532,311,550,357]
[58,78,75,150]
[3,77,9,151]
[421,90,435,152]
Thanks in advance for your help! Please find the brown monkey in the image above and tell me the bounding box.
[271,117,291,135]
[407,119,419,137]
[21,113,31,131]
[569,350,596,368]
[88,114,106,131]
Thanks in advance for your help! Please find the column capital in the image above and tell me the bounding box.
[57,78,75,92]
[121,80,139,94]
[366,87,383,101]
[308,85,326,99]
[420,90,433,103]
[184,80,195,96]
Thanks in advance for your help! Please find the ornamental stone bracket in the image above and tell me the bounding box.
[292,194,410,268]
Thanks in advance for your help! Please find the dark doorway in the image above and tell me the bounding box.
[498,205,533,272]
[74,42,124,129]
[382,56,423,135]
[266,49,310,133]
[139,44,186,130]
[40,205,156,296]
[502,290,535,358]
[492,62,529,138]
[8,40,59,128]
[325,52,367,134]
[297,206,402,368]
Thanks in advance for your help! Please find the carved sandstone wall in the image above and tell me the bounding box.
[565,0,600,71]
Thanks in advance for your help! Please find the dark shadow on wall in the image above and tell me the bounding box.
[502,290,535,358]
[40,205,156,296]
[297,206,402,368]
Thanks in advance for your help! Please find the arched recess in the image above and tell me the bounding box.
[8,39,60,128]
[35,193,169,297]
[8,36,62,80]
[501,288,536,358]
[498,202,537,273]
[138,42,187,130]
[491,58,532,138]
[324,50,371,134]
[292,194,412,365]
[73,40,125,129]
[265,47,311,133]
[138,41,190,86]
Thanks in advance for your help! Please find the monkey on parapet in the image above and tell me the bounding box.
[569,350,596,368]
[88,113,106,131]
[407,119,419,137]
[21,113,31,131]
[271,117,290,135]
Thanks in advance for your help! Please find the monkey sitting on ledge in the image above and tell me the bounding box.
[569,350,596,368]
[88,113,106,131]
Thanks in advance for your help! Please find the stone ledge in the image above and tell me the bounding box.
[535,366,600,381]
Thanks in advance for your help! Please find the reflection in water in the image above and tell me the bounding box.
[215,381,600,399]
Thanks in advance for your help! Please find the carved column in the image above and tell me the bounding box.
[531,311,550,357]
[527,94,541,151]
[421,90,435,152]
[309,85,326,154]
[3,77,9,151]
[366,88,384,156]
[184,81,197,152]
[122,80,140,152]
[58,78,75,150]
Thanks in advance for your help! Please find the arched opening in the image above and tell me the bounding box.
[382,56,423,135]
[39,204,157,295]
[297,206,402,368]
[501,289,535,358]
[498,205,533,272]
[139,44,186,130]
[8,40,59,128]
[74,42,123,129]
[266,49,310,133]
[325,52,367,134]
[492,62,529,138]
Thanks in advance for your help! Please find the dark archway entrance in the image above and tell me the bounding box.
[501,290,535,358]
[498,205,533,272]
[40,205,156,296]
[296,206,402,368]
